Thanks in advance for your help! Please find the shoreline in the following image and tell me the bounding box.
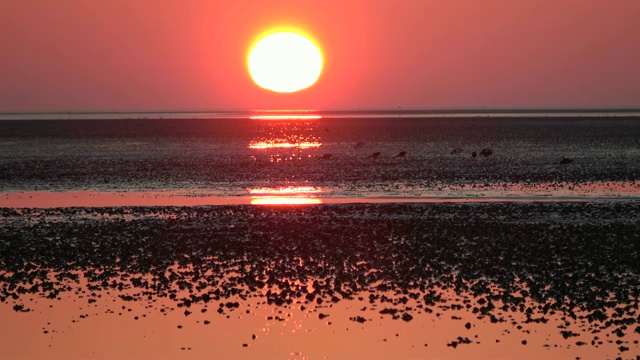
[2,189,640,208]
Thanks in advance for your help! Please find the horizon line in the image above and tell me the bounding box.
[2,106,640,116]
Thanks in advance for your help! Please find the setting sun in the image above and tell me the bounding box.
[248,31,323,93]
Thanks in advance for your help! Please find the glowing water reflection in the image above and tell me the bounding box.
[249,186,322,195]
[248,119,323,156]
[250,197,322,205]
[248,141,321,149]
[247,120,324,199]
[250,115,322,120]
[249,186,323,205]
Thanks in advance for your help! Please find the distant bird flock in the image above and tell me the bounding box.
[318,144,574,165]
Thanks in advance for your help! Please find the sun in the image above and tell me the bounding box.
[248,31,323,93]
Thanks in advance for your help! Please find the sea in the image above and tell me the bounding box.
[1,109,640,206]
[1,110,639,359]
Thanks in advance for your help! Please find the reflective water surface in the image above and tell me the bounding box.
[3,117,640,195]
[1,116,640,358]
[1,203,638,358]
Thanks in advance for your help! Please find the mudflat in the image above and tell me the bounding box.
[1,202,638,358]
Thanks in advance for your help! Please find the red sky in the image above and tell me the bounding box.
[1,0,639,112]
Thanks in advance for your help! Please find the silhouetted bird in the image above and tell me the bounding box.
[319,154,333,160]
[560,158,574,165]
[395,151,407,158]
[369,152,381,158]
[471,151,477,158]
[480,148,493,157]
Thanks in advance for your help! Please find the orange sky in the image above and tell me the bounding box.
[1,0,639,112]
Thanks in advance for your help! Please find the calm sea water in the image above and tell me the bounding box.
[1,114,640,199]
[1,112,640,358]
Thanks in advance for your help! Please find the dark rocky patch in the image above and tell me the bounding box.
[0,202,638,351]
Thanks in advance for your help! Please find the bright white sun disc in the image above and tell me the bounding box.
[248,32,323,93]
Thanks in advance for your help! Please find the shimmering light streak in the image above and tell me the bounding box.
[248,186,322,195]
[249,115,323,120]
[248,141,321,149]
[249,186,323,205]
[250,197,323,205]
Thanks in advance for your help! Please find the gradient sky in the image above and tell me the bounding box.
[1,0,639,112]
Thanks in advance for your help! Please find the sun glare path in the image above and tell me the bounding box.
[250,197,323,205]
[250,115,322,120]
[249,186,323,205]
[248,186,322,195]
[249,141,321,149]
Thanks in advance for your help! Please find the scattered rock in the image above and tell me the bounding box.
[401,313,413,322]
[479,148,493,157]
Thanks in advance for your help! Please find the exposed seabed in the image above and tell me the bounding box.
[1,202,638,359]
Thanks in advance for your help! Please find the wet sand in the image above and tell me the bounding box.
[1,202,638,358]
[2,116,639,358]
[3,117,640,194]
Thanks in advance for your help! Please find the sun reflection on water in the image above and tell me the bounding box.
[248,119,323,151]
[249,186,322,194]
[248,119,322,150]
[250,115,322,120]
[247,120,324,202]
[250,197,323,205]
[249,186,323,205]
[248,141,321,149]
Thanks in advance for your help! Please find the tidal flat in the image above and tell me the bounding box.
[1,202,638,359]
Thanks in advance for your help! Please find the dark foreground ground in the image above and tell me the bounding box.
[1,202,639,358]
